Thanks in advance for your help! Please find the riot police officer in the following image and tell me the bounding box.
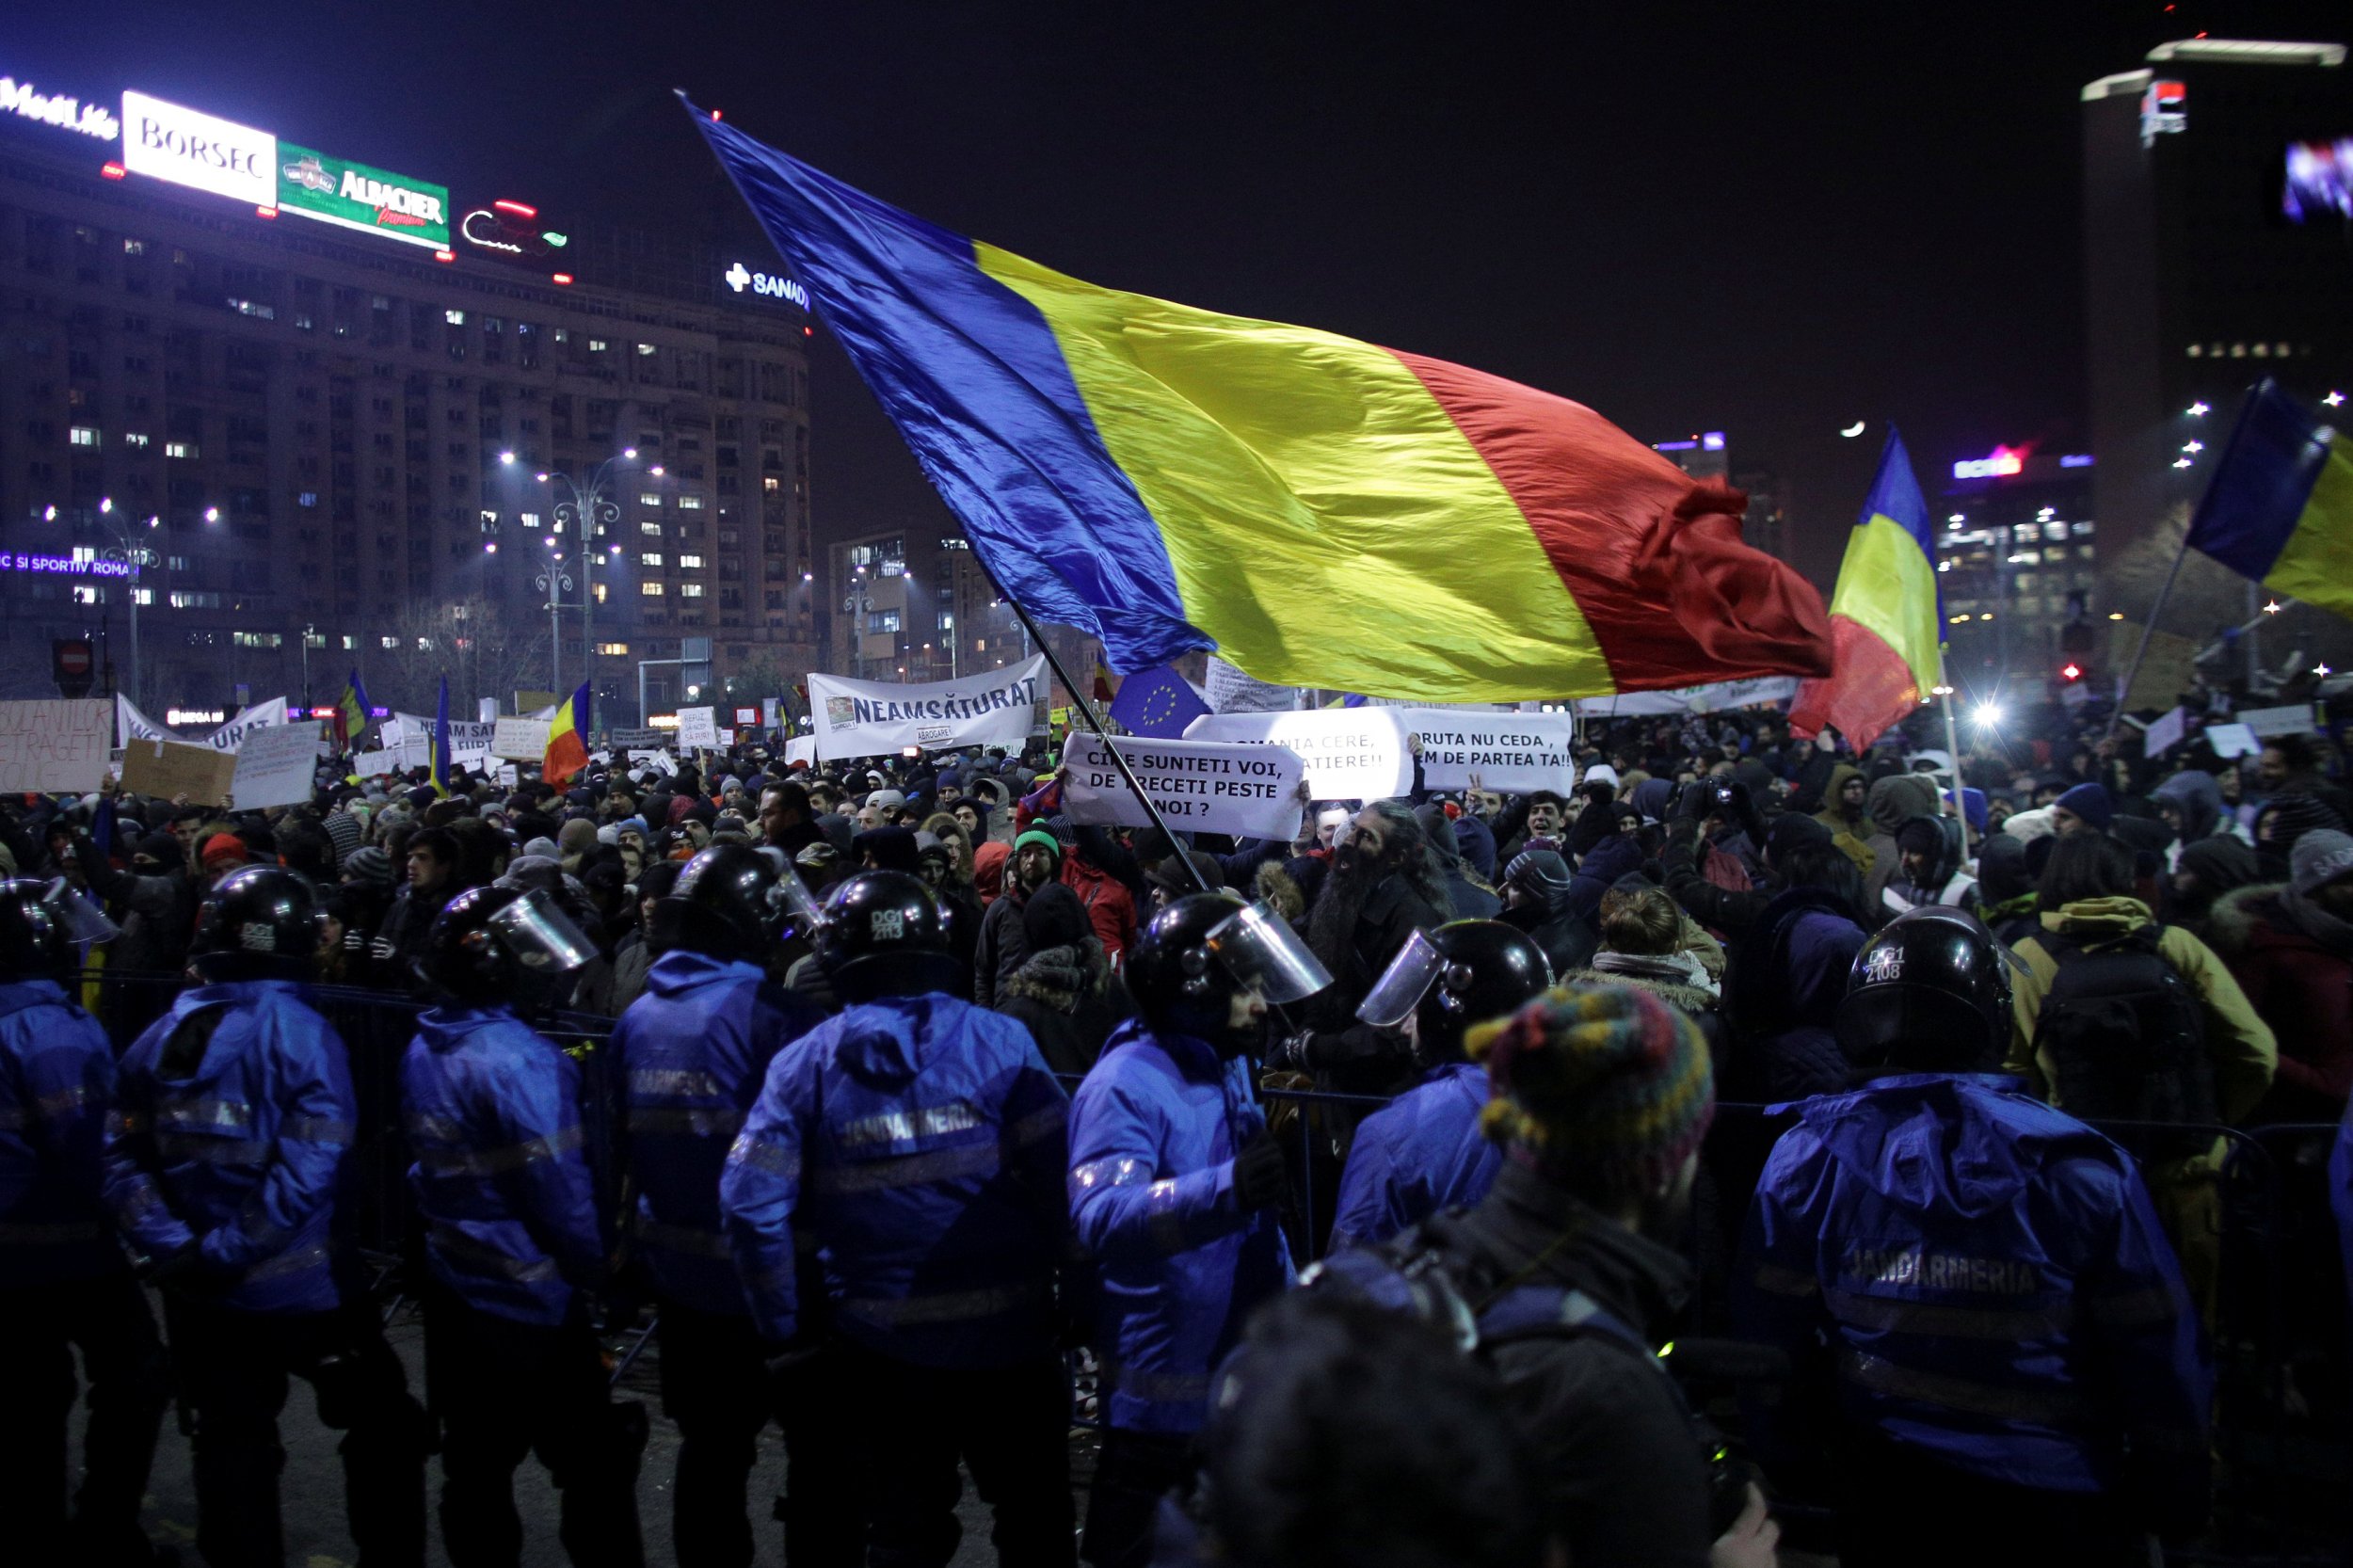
[403,884,645,1568]
[611,846,842,1567]
[721,870,1074,1568]
[1735,905,2211,1567]
[0,878,169,1565]
[1329,919,1553,1251]
[1067,893,1331,1568]
[102,865,428,1568]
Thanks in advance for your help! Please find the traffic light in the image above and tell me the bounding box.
[2058,660,2085,684]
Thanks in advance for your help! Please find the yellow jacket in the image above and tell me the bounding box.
[2004,896,2277,1124]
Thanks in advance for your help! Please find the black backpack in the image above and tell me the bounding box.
[2031,923,2217,1157]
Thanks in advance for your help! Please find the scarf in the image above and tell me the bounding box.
[1590,947,1721,997]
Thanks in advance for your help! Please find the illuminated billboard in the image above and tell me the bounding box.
[120,89,274,205]
[0,72,119,141]
[277,143,449,249]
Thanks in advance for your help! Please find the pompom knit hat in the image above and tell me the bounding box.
[1466,983,1714,1202]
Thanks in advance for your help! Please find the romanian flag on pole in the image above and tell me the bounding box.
[430,677,453,798]
[1788,430,1943,750]
[543,679,590,789]
[335,669,371,751]
[2186,377,2353,624]
[687,100,1831,702]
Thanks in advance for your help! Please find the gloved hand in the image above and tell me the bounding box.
[368,935,396,963]
[1676,781,1717,824]
[1232,1129,1288,1211]
[1268,1030,1317,1074]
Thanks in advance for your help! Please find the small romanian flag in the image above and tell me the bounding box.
[543,679,591,789]
[2187,377,2353,625]
[689,99,1832,702]
[430,676,453,798]
[1789,430,1943,751]
[336,669,371,750]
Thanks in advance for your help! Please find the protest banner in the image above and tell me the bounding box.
[0,698,112,792]
[676,706,719,749]
[2141,706,2187,760]
[120,737,237,805]
[393,712,495,764]
[628,748,678,776]
[351,748,395,776]
[806,655,1046,761]
[1064,733,1305,840]
[496,763,520,789]
[1573,677,1798,717]
[1184,707,1411,802]
[118,694,288,752]
[1390,707,1579,793]
[608,727,666,750]
[231,720,327,809]
[491,717,551,760]
[2204,723,2259,759]
[2239,703,2316,739]
[784,735,817,768]
[1204,655,1298,713]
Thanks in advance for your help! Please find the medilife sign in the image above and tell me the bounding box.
[277,143,449,250]
[120,89,274,206]
[0,73,120,141]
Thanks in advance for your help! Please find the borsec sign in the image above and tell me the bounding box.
[723,261,808,309]
[120,89,274,206]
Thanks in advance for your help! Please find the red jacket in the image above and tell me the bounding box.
[1061,855,1138,964]
[2211,884,2352,1122]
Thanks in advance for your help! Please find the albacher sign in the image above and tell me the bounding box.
[120,89,275,206]
[0,74,119,140]
[277,142,449,249]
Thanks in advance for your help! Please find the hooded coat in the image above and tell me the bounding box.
[1736,1076,2208,1512]
[1326,1061,1501,1253]
[1863,775,1941,913]
[2205,882,2353,1121]
[720,993,1069,1368]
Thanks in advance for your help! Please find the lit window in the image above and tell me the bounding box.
[640,582,664,597]
[122,238,145,255]
[340,634,356,649]
[124,432,150,447]
[680,583,704,598]
[640,520,663,536]
[70,426,99,447]
[298,491,317,507]
[381,635,399,648]
[678,494,704,510]
[72,585,100,604]
[168,590,224,609]
[304,631,327,648]
[639,491,663,507]
[597,641,630,656]
[232,632,283,648]
[641,552,664,567]
[444,309,466,326]
[131,587,152,606]
[227,298,275,320]
[593,583,606,603]
[762,476,779,492]
[678,553,703,569]
[636,343,657,356]
[588,338,608,352]
[166,441,198,459]
[519,511,540,529]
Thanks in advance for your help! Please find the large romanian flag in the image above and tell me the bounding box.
[543,679,590,789]
[1788,430,1943,750]
[2187,377,2353,624]
[688,100,1830,702]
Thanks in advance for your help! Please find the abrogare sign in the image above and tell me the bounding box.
[120,90,274,206]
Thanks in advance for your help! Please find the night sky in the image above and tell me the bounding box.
[14,1,2350,591]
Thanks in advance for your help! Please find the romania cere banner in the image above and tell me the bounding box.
[1063,733,1305,840]
[276,143,450,251]
[805,655,1046,761]
[1183,707,1412,803]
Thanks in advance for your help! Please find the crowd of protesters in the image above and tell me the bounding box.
[3,688,2351,1568]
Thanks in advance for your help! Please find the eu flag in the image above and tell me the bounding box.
[1107,665,1209,739]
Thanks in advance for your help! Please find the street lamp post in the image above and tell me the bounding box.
[535,546,575,699]
[94,500,159,711]
[534,451,633,709]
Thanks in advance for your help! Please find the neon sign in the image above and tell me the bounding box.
[723,261,808,309]
[0,552,136,577]
[0,74,119,141]
[458,200,568,258]
[1952,446,2027,481]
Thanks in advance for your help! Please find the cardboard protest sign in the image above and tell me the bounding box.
[120,737,237,805]
[230,720,327,809]
[2140,706,2187,760]
[2204,723,2259,759]
[676,707,719,749]
[0,699,113,793]
[1391,708,1578,793]
[1183,707,1411,802]
[784,736,817,768]
[627,749,678,776]
[2239,703,2316,739]
[491,717,551,761]
[806,657,1045,760]
[1063,734,1305,840]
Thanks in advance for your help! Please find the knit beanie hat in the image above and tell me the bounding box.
[131,831,182,869]
[200,833,248,873]
[2290,828,2353,897]
[343,845,393,887]
[1014,828,1064,868]
[2054,782,2114,832]
[1467,983,1714,1202]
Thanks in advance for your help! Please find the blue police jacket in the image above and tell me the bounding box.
[402,1004,602,1326]
[1734,1074,2210,1497]
[0,978,123,1286]
[614,950,824,1317]
[2333,1101,2352,1350]
[1328,1060,1500,1254]
[720,990,1069,1368]
[102,980,355,1315]
[1067,1018,1294,1434]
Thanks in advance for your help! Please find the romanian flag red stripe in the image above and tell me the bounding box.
[542,679,590,788]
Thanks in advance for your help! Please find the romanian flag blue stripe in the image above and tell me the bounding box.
[2187,378,2353,624]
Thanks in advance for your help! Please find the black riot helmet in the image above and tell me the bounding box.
[418,885,598,1014]
[1835,904,2020,1075]
[0,878,75,983]
[1127,893,1334,1051]
[814,870,964,1003]
[655,844,823,962]
[1357,920,1555,1066]
[189,865,325,983]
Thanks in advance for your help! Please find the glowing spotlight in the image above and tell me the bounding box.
[1838,421,1865,438]
[2265,600,2282,615]
[2316,664,2334,678]
[2187,401,2209,416]
[499,451,515,465]
[1972,702,2004,728]
[2324,391,2345,408]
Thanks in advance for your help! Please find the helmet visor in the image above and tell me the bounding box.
[485,888,597,975]
[43,878,120,946]
[1207,900,1333,1006]
[1356,927,1447,1029]
[769,865,825,939]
